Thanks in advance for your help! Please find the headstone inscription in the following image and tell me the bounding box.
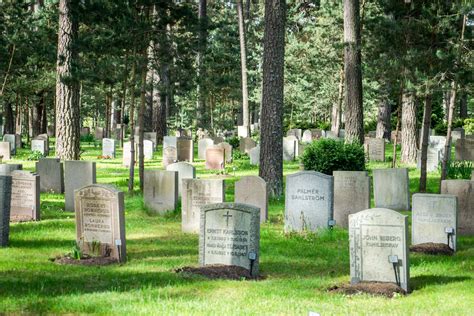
[366,138,385,161]
[249,145,260,165]
[198,138,214,160]
[177,137,194,162]
[205,145,225,170]
[64,161,97,212]
[75,184,126,262]
[102,138,116,158]
[0,176,12,247]
[36,158,64,193]
[144,170,178,214]
[285,171,334,232]
[0,142,11,160]
[166,162,196,198]
[441,180,474,235]
[373,168,410,211]
[234,176,267,223]
[162,146,178,168]
[239,137,257,154]
[199,203,260,275]
[10,171,40,222]
[455,138,474,161]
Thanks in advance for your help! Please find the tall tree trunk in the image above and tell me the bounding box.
[196,0,208,129]
[459,90,467,120]
[138,52,147,192]
[440,82,457,182]
[31,92,44,138]
[259,0,286,197]
[144,40,155,132]
[4,99,14,134]
[400,91,417,164]
[391,88,403,168]
[419,92,432,192]
[128,56,137,193]
[55,0,80,160]
[331,66,344,135]
[104,90,111,138]
[376,93,391,140]
[41,94,47,134]
[15,95,22,134]
[237,0,250,137]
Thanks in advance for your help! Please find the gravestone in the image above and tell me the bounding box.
[0,163,22,175]
[36,158,64,193]
[205,145,225,170]
[455,139,474,161]
[162,146,177,168]
[177,138,194,162]
[416,147,441,172]
[249,145,260,165]
[235,176,267,223]
[10,171,40,222]
[302,129,322,143]
[64,161,97,212]
[325,131,339,139]
[199,203,260,275]
[74,184,126,262]
[441,180,474,235]
[198,138,214,160]
[95,127,104,141]
[366,138,385,161]
[166,162,196,197]
[212,136,224,145]
[237,125,249,138]
[182,179,225,233]
[283,136,298,161]
[451,128,465,143]
[3,134,19,155]
[102,138,116,158]
[218,142,232,163]
[333,171,370,228]
[31,139,47,156]
[412,193,458,251]
[80,127,90,136]
[144,132,157,145]
[287,129,302,140]
[163,136,177,149]
[0,142,11,161]
[239,137,257,154]
[373,168,410,211]
[349,208,409,292]
[122,142,135,167]
[144,170,178,214]
[285,171,334,232]
[47,125,55,137]
[0,176,12,247]
[143,140,154,159]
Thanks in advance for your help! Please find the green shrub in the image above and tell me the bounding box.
[27,150,44,161]
[463,118,474,135]
[301,138,365,175]
[228,136,240,149]
[80,134,95,142]
[445,160,473,180]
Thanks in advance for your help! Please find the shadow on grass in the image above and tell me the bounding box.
[410,275,471,290]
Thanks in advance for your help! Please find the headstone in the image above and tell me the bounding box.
[199,203,260,275]
[451,128,465,143]
[285,171,334,232]
[333,171,370,228]
[338,129,345,138]
[31,139,47,156]
[3,134,19,154]
[205,145,225,170]
[325,131,339,140]
[177,137,194,162]
[0,176,12,247]
[36,158,64,193]
[102,138,116,158]
[80,127,90,136]
[163,136,177,149]
[198,138,214,160]
[64,161,97,212]
[144,170,178,214]
[239,137,256,154]
[302,129,322,143]
[249,145,260,165]
[10,171,40,222]
[441,180,474,235]
[455,138,474,161]
[416,147,441,172]
[237,125,249,138]
[166,162,196,198]
[212,136,224,144]
[366,138,385,161]
[283,136,298,161]
[218,142,232,163]
[162,146,177,168]
[182,179,225,233]
[35,134,49,155]
[412,193,458,251]
[144,132,157,145]
[373,168,410,211]
[74,184,126,262]
[47,125,55,137]
[349,208,409,292]
[143,139,154,159]
[122,142,135,167]
[95,127,104,141]
[287,129,302,140]
[0,142,11,161]
[0,163,22,175]
[235,176,267,223]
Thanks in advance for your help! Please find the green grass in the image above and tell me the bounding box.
[0,141,473,315]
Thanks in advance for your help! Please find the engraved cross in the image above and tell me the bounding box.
[223,211,233,227]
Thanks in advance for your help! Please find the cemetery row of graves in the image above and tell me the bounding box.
[0,127,473,314]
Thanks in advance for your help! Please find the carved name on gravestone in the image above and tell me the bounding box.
[283,136,298,161]
[182,179,225,233]
[162,146,177,168]
[249,145,260,165]
[455,139,474,161]
[144,170,178,214]
[441,180,474,235]
[75,184,126,262]
[367,138,385,161]
[285,171,334,232]
[166,162,196,198]
[333,171,370,228]
[36,158,63,193]
[287,129,302,140]
[0,176,12,247]
[95,127,104,141]
[198,138,214,160]
[177,138,194,162]
[3,134,18,155]
[199,203,260,275]
[102,138,116,158]
[235,176,267,223]
[64,161,96,212]
[239,137,256,154]
[373,168,410,211]
[0,142,11,160]
[0,163,22,175]
[10,171,40,222]
[205,145,225,170]
[412,194,458,251]
[349,208,409,292]
[218,142,232,163]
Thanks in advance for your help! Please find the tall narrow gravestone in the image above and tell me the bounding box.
[75,184,126,262]
[198,138,214,160]
[333,171,370,228]
[182,179,225,233]
[102,138,116,158]
[36,158,64,193]
[166,162,196,198]
[0,176,12,247]
[144,170,178,214]
[199,203,260,275]
[412,194,458,251]
[441,180,474,235]
[285,171,334,232]
[373,168,410,211]
[0,142,11,160]
[122,142,134,167]
[177,138,194,162]
[10,171,40,222]
[235,176,267,223]
[64,161,96,212]
[349,208,409,292]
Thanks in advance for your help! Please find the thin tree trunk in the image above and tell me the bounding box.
[4,99,14,134]
[440,82,457,182]
[120,53,129,148]
[138,52,147,192]
[128,56,137,193]
[16,95,22,134]
[196,0,207,129]
[459,91,467,119]
[400,91,417,164]
[331,66,344,135]
[391,88,403,168]
[376,91,391,140]
[237,0,250,137]
[419,92,432,192]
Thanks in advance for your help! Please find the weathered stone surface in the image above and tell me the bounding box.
[166,162,196,197]
[10,171,40,222]
[163,136,177,149]
[373,168,410,211]
[199,203,260,275]
[162,146,177,168]
[177,138,194,162]
[64,161,97,212]
[283,136,298,161]
[0,176,12,247]
[182,179,225,233]
[441,180,474,235]
[239,137,257,154]
[0,142,11,161]
[325,131,339,139]
[205,145,225,170]
[31,139,47,156]
[198,138,214,160]
[451,128,465,143]
[287,129,302,140]
[36,158,64,193]
[349,208,409,292]
[218,142,232,163]
[95,127,104,141]
[235,176,267,223]
[416,147,441,172]
[74,184,126,262]
[285,171,334,232]
[212,136,224,145]
[249,145,260,165]
[455,139,474,161]
[144,170,178,214]
[412,193,458,251]
[333,171,370,228]
[3,134,19,154]
[302,129,322,143]
[102,138,116,158]
[366,138,385,161]
[0,163,22,175]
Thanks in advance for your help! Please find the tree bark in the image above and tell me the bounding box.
[331,66,344,135]
[196,0,208,129]
[55,0,80,160]
[259,0,286,197]
[31,92,44,138]
[419,92,432,192]
[376,94,391,140]
[237,0,250,137]
[400,91,417,164]
[138,52,147,192]
[4,99,14,135]
[128,55,137,193]
[459,91,467,120]
[440,82,457,182]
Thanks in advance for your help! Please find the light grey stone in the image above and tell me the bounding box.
[163,136,177,149]
[239,137,256,154]
[177,137,194,162]
[122,142,135,167]
[95,127,104,140]
[0,175,12,247]
[218,142,232,163]
[36,158,64,193]
[31,139,47,156]
[302,129,322,143]
[454,138,474,161]
[366,138,385,161]
[144,170,178,214]
[325,131,339,140]
[166,162,196,198]
[3,134,19,155]
[10,170,40,222]
[416,147,441,172]
[102,138,116,158]
[451,128,465,143]
[283,136,298,161]
[237,125,249,138]
[198,138,214,160]
[0,163,22,175]
[373,168,410,211]
[143,140,154,160]
[64,161,96,212]
[162,146,177,168]
[249,145,260,165]
[287,129,302,140]
[441,180,474,235]
[339,129,345,138]
[235,176,267,223]
[0,142,11,161]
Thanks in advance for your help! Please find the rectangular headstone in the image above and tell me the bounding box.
[102,138,116,158]
[366,138,385,161]
[239,137,257,154]
[441,180,474,235]
[122,142,135,167]
[162,146,177,168]
[143,139,154,159]
[451,128,465,143]
[75,184,126,262]
[283,136,298,161]
[0,142,11,161]
[217,142,232,163]
[205,145,225,170]
[10,171,40,222]
[163,136,177,149]
[198,138,214,160]
[455,139,474,161]
[416,147,441,172]
[31,139,47,156]
[235,176,267,223]
[0,176,12,247]
[177,138,194,162]
[95,127,104,141]
[36,158,64,193]
[302,129,322,143]
[64,161,97,212]
[3,134,18,155]
[249,145,260,165]
[287,129,302,140]
[144,170,178,214]
[0,163,22,175]
[373,168,410,211]
[166,162,196,198]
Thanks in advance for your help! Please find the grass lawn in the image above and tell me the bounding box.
[0,140,473,315]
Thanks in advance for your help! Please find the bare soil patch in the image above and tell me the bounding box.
[53,255,118,266]
[410,242,454,255]
[176,264,262,280]
[328,282,407,298]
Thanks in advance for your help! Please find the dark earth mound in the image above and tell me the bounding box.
[328,282,407,298]
[176,264,262,280]
[410,242,454,255]
[54,255,118,266]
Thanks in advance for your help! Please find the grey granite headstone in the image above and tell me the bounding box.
[95,127,104,141]
[283,136,298,161]
[218,142,232,163]
[163,136,177,149]
[205,145,225,170]
[451,128,465,143]
[10,170,40,222]
[182,179,225,233]
[441,180,474,235]
[75,184,126,262]
[102,138,116,158]
[366,138,385,161]
[333,171,370,228]
[31,139,47,156]
[0,176,12,247]
[249,145,260,165]
[349,208,409,292]
[373,168,410,211]
[412,193,458,251]
[285,171,334,232]
[198,138,214,160]
[64,161,96,212]
[455,139,474,161]
[199,203,260,275]
[36,158,64,193]
[0,163,22,175]
[177,137,194,162]
[0,142,11,161]
[144,170,178,214]
[166,162,196,198]
[287,129,302,140]
[235,176,267,223]
[3,134,18,155]
[239,137,256,154]
[162,146,177,168]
